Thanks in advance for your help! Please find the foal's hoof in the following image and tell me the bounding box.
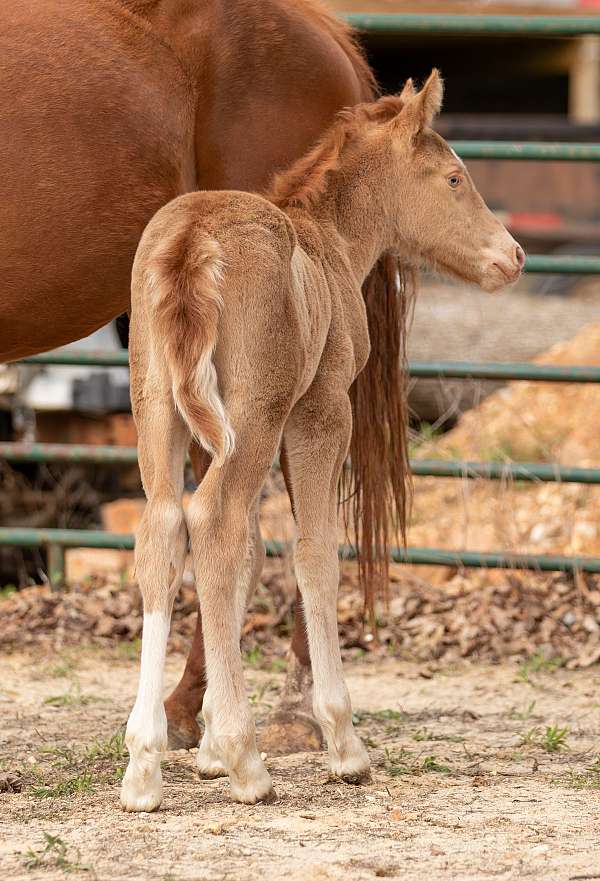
[166,715,202,751]
[120,764,163,813]
[329,746,372,786]
[257,710,324,756]
[231,781,278,805]
[196,742,228,779]
[330,768,372,786]
[258,787,278,805]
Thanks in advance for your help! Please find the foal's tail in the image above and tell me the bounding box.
[145,219,235,464]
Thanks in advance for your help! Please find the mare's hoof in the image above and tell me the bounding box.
[257,710,324,756]
[166,715,202,751]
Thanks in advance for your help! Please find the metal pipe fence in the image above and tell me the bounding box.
[3,13,600,583]
[345,14,600,36]
[3,443,600,486]
[4,354,600,579]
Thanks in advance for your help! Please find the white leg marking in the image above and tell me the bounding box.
[196,689,227,779]
[296,540,370,783]
[121,612,170,812]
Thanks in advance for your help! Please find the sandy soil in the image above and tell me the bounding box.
[1,647,599,881]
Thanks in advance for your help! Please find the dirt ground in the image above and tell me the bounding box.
[1,647,599,881]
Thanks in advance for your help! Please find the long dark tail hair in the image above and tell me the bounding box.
[340,253,416,626]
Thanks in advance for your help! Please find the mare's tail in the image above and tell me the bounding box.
[144,218,235,464]
[340,254,416,626]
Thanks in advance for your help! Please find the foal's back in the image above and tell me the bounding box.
[131,189,341,456]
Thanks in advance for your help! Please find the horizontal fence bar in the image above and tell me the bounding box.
[2,528,599,574]
[0,442,139,465]
[387,547,600,573]
[3,443,600,486]
[18,350,130,367]
[0,528,135,550]
[451,141,600,162]
[525,254,600,274]
[409,361,600,382]
[412,459,600,484]
[344,13,600,36]
[12,357,600,380]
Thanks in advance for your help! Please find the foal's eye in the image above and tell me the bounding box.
[447,175,462,189]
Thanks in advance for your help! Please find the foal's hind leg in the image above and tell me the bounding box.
[163,445,210,750]
[120,391,189,812]
[283,388,370,783]
[165,445,267,756]
[258,445,324,756]
[187,413,282,804]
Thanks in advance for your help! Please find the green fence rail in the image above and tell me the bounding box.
[19,350,129,367]
[16,354,600,381]
[0,442,139,465]
[409,361,600,382]
[410,460,600,484]
[3,529,600,576]
[345,13,600,36]
[450,142,600,162]
[4,442,600,487]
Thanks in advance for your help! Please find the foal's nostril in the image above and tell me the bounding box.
[515,244,526,269]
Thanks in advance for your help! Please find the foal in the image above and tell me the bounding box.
[122,70,523,812]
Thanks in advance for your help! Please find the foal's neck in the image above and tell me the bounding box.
[314,151,396,285]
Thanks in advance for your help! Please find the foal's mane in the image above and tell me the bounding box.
[268,95,405,210]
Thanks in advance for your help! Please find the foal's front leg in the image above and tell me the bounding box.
[283,390,370,783]
[195,503,265,780]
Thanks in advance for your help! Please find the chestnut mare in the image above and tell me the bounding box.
[122,72,523,811]
[1,0,389,752]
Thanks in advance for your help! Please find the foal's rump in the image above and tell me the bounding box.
[133,191,300,465]
[135,202,234,465]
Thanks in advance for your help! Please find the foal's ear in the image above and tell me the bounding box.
[397,69,444,136]
[399,77,416,101]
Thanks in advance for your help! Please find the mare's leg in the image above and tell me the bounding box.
[120,383,189,812]
[283,387,370,782]
[187,412,281,804]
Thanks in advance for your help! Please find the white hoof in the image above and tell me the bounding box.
[120,759,163,812]
[196,733,228,779]
[229,757,276,804]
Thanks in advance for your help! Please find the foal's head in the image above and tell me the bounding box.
[374,70,524,291]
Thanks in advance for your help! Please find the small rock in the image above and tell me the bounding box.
[0,771,23,793]
[94,614,116,637]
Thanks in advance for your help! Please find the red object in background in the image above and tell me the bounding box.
[507,212,563,231]
[578,0,600,9]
